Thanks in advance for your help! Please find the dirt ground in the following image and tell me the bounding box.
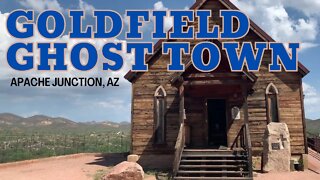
[254,170,320,180]
[0,153,117,180]
[253,154,320,180]
[0,153,319,180]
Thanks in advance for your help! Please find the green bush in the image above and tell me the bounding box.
[0,133,130,163]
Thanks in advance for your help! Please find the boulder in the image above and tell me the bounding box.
[103,161,144,180]
[262,122,291,172]
[127,154,140,163]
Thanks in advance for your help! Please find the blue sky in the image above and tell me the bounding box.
[0,0,319,122]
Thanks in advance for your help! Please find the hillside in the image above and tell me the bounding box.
[306,118,320,136]
[0,113,130,135]
[1,112,317,136]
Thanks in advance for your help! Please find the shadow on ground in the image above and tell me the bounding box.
[86,153,128,167]
[87,153,172,180]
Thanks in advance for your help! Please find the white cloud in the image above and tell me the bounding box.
[301,43,319,50]
[78,0,95,13]
[19,0,63,12]
[19,0,96,13]
[234,0,319,50]
[303,82,320,116]
[154,1,168,11]
[98,99,129,110]
[282,0,320,16]
[234,0,320,16]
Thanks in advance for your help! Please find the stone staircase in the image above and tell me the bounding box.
[174,149,253,180]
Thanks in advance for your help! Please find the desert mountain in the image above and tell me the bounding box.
[0,113,130,134]
[306,118,320,136]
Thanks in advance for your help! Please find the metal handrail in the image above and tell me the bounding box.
[231,125,245,149]
[231,123,253,177]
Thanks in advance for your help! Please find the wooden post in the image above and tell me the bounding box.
[179,78,189,146]
[242,84,253,177]
[242,84,249,124]
[173,78,186,177]
[179,79,185,124]
[130,85,134,154]
[300,79,308,154]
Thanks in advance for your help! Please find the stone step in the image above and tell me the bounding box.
[180,159,247,163]
[182,152,246,156]
[177,170,249,174]
[181,154,247,158]
[174,177,252,180]
[179,164,244,169]
[176,149,251,179]
[183,149,237,152]
[183,149,245,154]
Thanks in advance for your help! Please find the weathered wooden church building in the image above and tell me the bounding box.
[125,0,309,179]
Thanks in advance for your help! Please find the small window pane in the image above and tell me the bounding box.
[269,94,279,122]
[266,83,279,123]
[155,98,165,144]
[154,86,166,144]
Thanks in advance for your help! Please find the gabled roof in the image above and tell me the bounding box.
[125,0,309,83]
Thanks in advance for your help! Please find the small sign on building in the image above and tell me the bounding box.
[232,106,241,120]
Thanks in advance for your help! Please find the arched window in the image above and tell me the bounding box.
[266,83,279,123]
[154,85,166,144]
